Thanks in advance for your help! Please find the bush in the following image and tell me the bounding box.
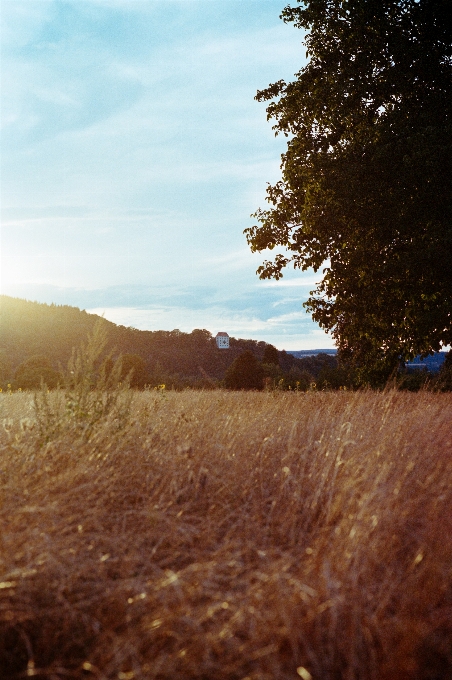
[262,344,279,365]
[15,355,60,389]
[224,350,264,390]
[285,366,313,391]
[436,349,452,391]
[118,354,149,388]
[0,349,12,385]
[397,368,431,392]
[317,363,358,390]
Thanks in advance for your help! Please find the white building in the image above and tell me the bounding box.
[215,332,229,349]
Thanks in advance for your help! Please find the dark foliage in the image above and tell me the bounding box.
[118,354,149,388]
[0,350,12,383]
[317,363,359,390]
[436,349,452,391]
[262,343,279,365]
[245,0,452,383]
[15,355,61,390]
[397,368,432,392]
[224,351,265,390]
[279,351,337,378]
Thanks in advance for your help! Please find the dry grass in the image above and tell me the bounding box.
[0,388,451,679]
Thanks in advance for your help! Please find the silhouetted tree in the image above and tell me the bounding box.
[263,344,279,366]
[15,355,60,389]
[436,350,452,391]
[245,0,452,384]
[118,354,149,388]
[224,351,264,390]
[317,364,358,390]
[0,350,12,384]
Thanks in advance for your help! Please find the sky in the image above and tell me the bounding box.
[1,0,335,351]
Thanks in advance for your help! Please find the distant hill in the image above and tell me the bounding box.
[405,353,447,372]
[288,347,448,372]
[0,296,336,388]
[288,349,337,358]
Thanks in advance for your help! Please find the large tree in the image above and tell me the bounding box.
[224,351,264,390]
[245,0,452,383]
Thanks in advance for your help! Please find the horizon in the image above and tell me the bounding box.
[0,0,336,351]
[1,292,338,354]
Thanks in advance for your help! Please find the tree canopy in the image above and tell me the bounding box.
[245,0,452,382]
[262,343,280,365]
[15,355,60,389]
[224,351,264,390]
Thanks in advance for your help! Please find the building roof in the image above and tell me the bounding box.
[216,332,229,337]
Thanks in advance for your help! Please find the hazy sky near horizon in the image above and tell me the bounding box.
[1,0,335,350]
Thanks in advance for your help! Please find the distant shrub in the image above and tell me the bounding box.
[118,353,149,388]
[317,363,358,390]
[261,360,284,386]
[262,343,279,366]
[435,349,452,391]
[224,350,264,390]
[397,368,432,391]
[0,349,12,385]
[15,355,60,389]
[285,366,313,391]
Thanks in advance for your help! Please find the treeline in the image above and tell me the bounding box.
[0,296,336,390]
[2,296,450,391]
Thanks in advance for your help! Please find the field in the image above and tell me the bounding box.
[1,388,451,679]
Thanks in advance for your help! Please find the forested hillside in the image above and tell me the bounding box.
[0,296,336,389]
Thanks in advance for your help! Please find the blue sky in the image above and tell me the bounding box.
[1,0,335,350]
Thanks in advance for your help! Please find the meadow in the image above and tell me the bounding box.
[1,386,451,679]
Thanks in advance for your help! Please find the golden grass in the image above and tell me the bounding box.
[1,389,451,679]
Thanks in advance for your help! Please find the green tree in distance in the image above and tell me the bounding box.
[118,354,149,388]
[436,349,452,391]
[224,351,264,390]
[15,356,60,390]
[245,0,452,384]
[263,344,280,366]
[0,349,12,384]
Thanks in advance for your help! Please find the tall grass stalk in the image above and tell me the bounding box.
[31,321,134,445]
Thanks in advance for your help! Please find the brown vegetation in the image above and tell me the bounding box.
[1,386,451,679]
